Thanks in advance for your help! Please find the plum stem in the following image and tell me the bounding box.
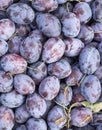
[77,73,87,87]
[27,62,44,71]
[9,31,18,41]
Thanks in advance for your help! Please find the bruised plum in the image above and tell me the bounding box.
[42,37,65,63]
[36,13,61,37]
[39,76,60,100]
[7,3,35,25]
[14,74,35,95]
[0,19,15,40]
[0,106,14,130]
[81,75,101,103]
[0,54,27,74]
[73,2,92,24]
[26,93,47,118]
[64,38,84,57]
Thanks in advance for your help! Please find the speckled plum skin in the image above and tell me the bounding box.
[32,0,58,12]
[91,22,102,42]
[29,29,44,43]
[26,93,47,118]
[36,13,61,37]
[0,19,15,40]
[15,104,30,123]
[0,106,14,130]
[48,58,72,79]
[47,105,67,130]
[0,54,27,74]
[20,34,42,63]
[55,85,73,106]
[8,36,23,54]
[71,107,92,127]
[91,0,102,22]
[81,75,101,103]
[14,74,35,95]
[39,76,60,100]
[77,25,94,44]
[0,70,13,93]
[0,90,25,108]
[79,46,100,74]
[0,0,13,10]
[61,12,80,38]
[0,38,8,57]
[7,3,35,25]
[64,38,84,57]
[42,37,65,63]
[26,118,47,130]
[73,2,92,24]
[66,66,83,86]
[28,61,47,85]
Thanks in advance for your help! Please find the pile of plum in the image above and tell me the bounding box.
[0,0,102,130]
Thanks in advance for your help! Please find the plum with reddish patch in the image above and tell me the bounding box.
[42,37,65,63]
[0,106,14,130]
[71,107,92,127]
[1,54,27,74]
[7,3,35,25]
[36,13,61,37]
[26,93,47,118]
[14,74,35,95]
[39,76,60,100]
[81,75,101,103]
[0,19,15,40]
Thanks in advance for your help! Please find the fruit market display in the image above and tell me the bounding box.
[0,0,102,130]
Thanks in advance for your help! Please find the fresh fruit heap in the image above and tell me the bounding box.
[0,0,102,130]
